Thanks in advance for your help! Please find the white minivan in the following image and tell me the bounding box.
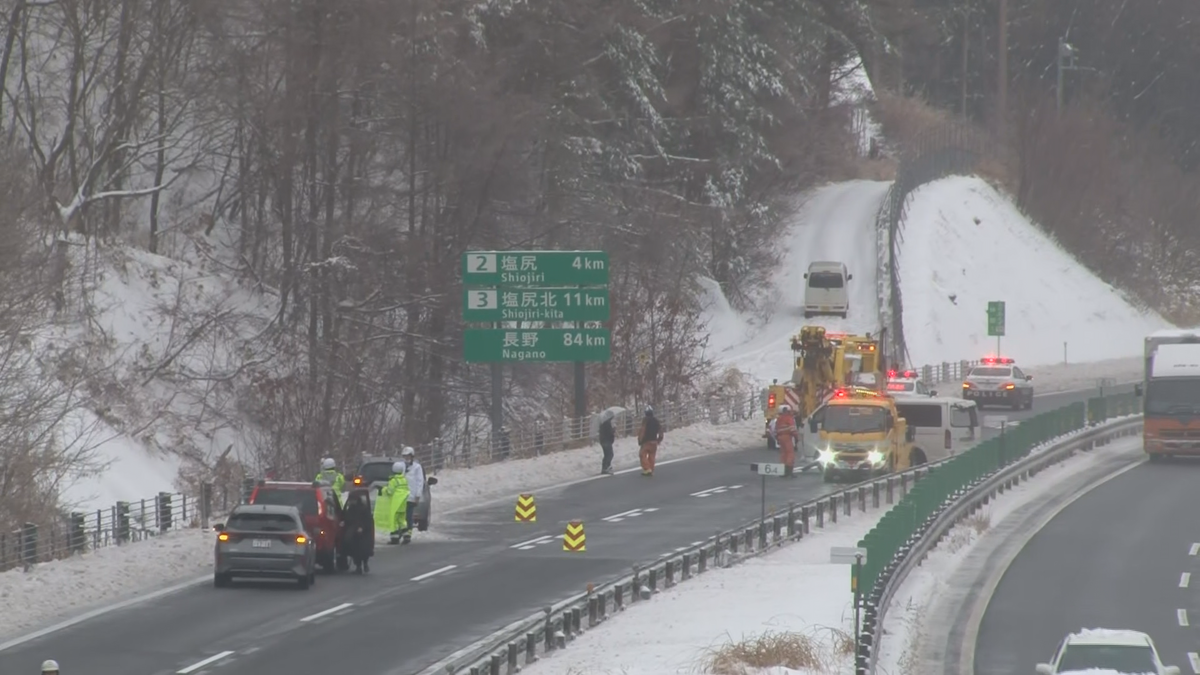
[803,261,851,318]
[893,397,980,464]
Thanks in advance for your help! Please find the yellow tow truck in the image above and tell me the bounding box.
[806,386,924,483]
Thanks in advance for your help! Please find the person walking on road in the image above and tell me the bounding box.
[373,461,410,544]
[598,410,616,475]
[638,406,664,476]
[340,490,374,573]
[400,446,424,544]
[775,404,798,476]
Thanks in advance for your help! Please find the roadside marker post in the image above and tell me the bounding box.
[515,494,537,522]
[750,462,787,547]
[563,521,586,552]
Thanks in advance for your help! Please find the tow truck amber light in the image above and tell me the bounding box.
[295,535,308,544]
[217,532,229,542]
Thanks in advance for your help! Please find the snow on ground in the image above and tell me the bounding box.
[521,513,879,675]
[0,418,762,641]
[705,180,890,381]
[899,176,1171,367]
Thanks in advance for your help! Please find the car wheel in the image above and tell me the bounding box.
[840,312,847,319]
[296,573,310,590]
[909,447,928,466]
[213,573,230,588]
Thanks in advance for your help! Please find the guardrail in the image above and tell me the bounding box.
[417,390,1141,675]
[857,391,1142,675]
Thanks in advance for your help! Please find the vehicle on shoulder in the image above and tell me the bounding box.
[248,480,344,572]
[802,261,851,319]
[212,504,316,589]
[1035,628,1180,675]
[960,356,1034,410]
[893,396,979,462]
[350,456,438,532]
[885,369,936,397]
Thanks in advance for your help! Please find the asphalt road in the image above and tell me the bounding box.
[973,455,1200,675]
[0,385,1116,675]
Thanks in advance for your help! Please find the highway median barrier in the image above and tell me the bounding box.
[563,521,586,552]
[515,494,537,522]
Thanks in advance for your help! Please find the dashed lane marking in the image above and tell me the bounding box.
[1182,573,1191,589]
[411,564,457,582]
[602,507,659,523]
[1179,609,1190,627]
[177,651,235,674]
[1190,543,1199,556]
[672,541,704,553]
[299,603,354,623]
[511,535,554,550]
[690,485,744,498]
[1188,652,1200,674]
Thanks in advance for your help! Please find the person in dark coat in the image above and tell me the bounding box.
[340,489,375,573]
[598,411,616,475]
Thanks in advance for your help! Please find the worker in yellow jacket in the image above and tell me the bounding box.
[372,461,410,544]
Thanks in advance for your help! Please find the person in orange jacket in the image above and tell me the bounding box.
[775,404,798,476]
[638,406,664,476]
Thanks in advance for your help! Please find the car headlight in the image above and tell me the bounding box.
[867,450,885,465]
[817,449,837,465]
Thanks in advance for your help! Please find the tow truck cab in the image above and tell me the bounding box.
[807,387,921,483]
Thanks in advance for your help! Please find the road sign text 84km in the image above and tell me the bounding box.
[463,288,610,323]
[463,328,611,363]
[462,251,609,287]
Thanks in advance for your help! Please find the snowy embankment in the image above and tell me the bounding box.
[0,418,760,640]
[899,176,1171,367]
[517,429,1126,675]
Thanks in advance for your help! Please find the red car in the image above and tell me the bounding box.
[248,480,344,572]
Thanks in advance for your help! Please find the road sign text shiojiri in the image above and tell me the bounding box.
[461,251,609,287]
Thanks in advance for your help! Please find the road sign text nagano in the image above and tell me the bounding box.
[462,288,610,322]
[462,251,609,287]
[463,329,612,363]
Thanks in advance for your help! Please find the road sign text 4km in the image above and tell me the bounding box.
[462,251,609,287]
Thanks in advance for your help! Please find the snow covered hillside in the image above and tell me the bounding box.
[703,180,890,382]
[899,176,1171,366]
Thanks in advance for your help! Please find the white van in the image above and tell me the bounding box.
[894,397,980,464]
[803,261,851,318]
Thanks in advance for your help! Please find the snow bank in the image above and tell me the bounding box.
[707,180,890,383]
[898,176,1170,367]
[521,515,879,675]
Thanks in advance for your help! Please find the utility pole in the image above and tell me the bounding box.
[961,3,970,117]
[1057,37,1079,114]
[996,0,1007,136]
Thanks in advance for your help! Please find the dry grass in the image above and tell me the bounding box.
[697,626,853,675]
[943,510,991,554]
[894,598,925,675]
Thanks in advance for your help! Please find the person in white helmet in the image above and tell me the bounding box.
[41,660,59,674]
[399,446,425,544]
[373,460,410,544]
[314,457,345,504]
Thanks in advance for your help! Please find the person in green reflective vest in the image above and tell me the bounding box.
[315,457,345,503]
[372,461,410,544]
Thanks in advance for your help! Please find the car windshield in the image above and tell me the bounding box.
[227,513,297,532]
[808,271,844,289]
[252,488,318,515]
[1056,644,1156,674]
[969,367,1011,378]
[823,405,888,434]
[358,462,394,484]
[1145,378,1200,416]
[886,381,914,392]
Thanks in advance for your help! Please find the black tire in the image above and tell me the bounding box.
[296,574,310,590]
[767,435,778,450]
[803,312,812,319]
[909,447,928,466]
[336,554,350,572]
[822,467,835,484]
[418,510,430,532]
[213,573,230,588]
[840,312,847,319]
[317,551,336,574]
[1026,392,1035,409]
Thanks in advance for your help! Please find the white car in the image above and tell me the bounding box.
[885,369,936,398]
[1036,629,1180,675]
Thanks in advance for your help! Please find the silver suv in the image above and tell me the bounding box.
[213,504,316,590]
[961,357,1034,410]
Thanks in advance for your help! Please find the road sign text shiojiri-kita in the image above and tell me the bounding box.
[461,251,609,287]
[463,329,612,363]
[462,287,610,323]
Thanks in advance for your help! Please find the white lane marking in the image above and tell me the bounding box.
[177,651,235,674]
[1190,543,1199,556]
[1179,608,1189,627]
[511,535,553,550]
[689,485,744,497]
[1182,573,1191,588]
[299,602,354,623]
[411,564,457,582]
[1187,652,1200,674]
[602,507,660,523]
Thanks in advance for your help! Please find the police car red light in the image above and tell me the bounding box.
[981,356,1015,365]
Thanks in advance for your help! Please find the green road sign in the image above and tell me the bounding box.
[462,287,610,323]
[462,250,609,287]
[463,328,612,363]
[987,301,1006,337]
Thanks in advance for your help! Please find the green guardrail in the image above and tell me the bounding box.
[856,392,1139,592]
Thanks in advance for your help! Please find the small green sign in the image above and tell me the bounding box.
[462,287,610,323]
[987,301,1006,337]
[462,250,609,287]
[463,328,612,363]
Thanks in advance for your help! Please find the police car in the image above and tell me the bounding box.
[961,357,1034,410]
[884,369,936,398]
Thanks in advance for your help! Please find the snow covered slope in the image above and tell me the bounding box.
[898,176,1171,366]
[705,180,890,382]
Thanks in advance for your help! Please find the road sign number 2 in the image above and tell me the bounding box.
[467,290,498,309]
[468,253,497,273]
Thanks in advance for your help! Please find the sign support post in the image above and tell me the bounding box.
[987,301,1006,356]
[831,546,868,665]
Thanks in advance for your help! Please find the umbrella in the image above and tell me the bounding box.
[600,406,626,422]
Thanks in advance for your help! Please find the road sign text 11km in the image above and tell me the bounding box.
[462,251,609,287]
[463,329,612,363]
[463,288,610,323]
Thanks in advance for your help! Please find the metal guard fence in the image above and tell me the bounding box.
[853,390,1140,673]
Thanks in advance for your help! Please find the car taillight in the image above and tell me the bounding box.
[353,476,363,486]
[888,370,897,378]
[944,429,951,450]
[1003,383,1015,390]
[768,393,776,408]
[217,532,229,542]
[962,382,972,389]
[295,535,308,545]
